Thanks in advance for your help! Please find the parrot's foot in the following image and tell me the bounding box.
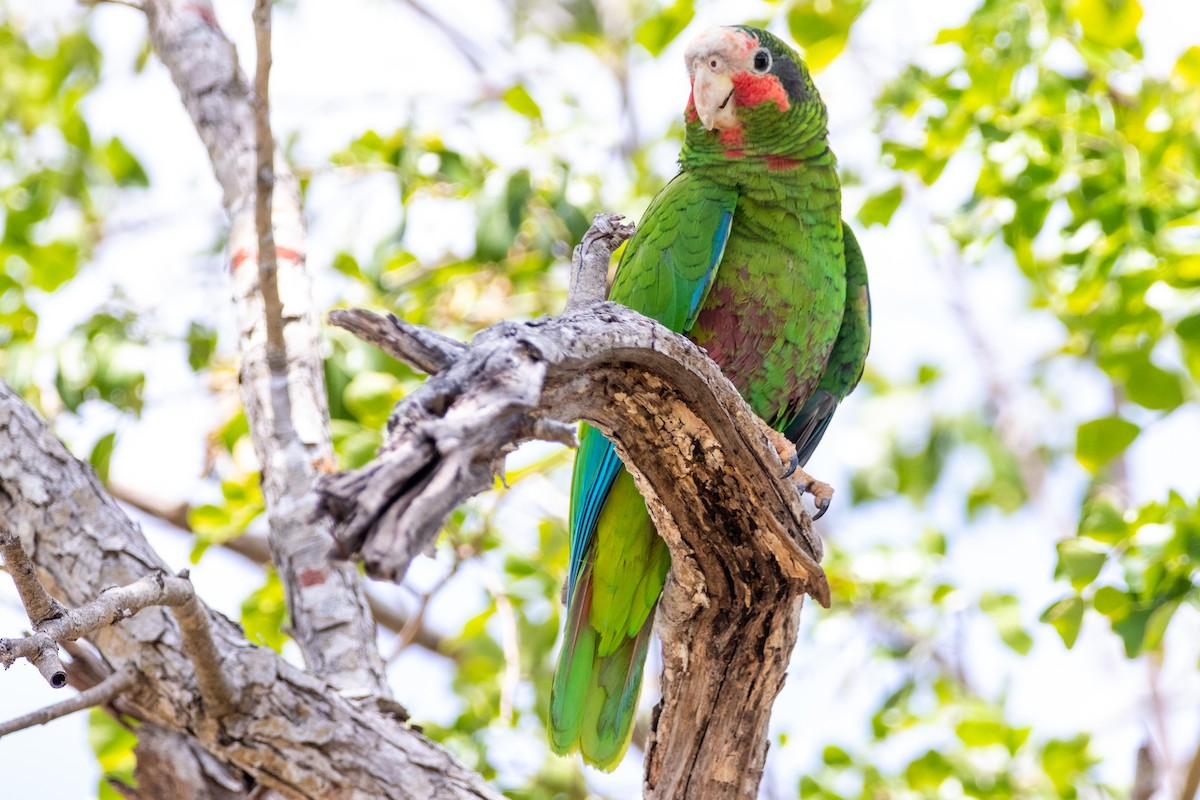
[784,454,833,520]
[756,417,834,520]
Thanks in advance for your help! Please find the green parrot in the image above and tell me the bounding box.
[549,25,871,770]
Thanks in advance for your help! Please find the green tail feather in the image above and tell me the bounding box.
[550,565,656,771]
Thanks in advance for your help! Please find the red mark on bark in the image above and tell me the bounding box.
[229,246,305,272]
[298,568,326,588]
[732,72,789,112]
[230,249,252,272]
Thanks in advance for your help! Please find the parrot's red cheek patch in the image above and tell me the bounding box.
[732,72,789,112]
[685,89,698,123]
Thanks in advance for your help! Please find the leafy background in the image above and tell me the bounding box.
[0,0,1198,797]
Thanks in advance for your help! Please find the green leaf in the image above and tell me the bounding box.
[904,749,952,790]
[1142,599,1178,651]
[1124,359,1184,411]
[88,708,137,799]
[634,0,694,57]
[1041,735,1093,794]
[822,744,852,766]
[857,185,903,227]
[1068,0,1142,51]
[1091,586,1129,617]
[979,592,1033,654]
[185,321,217,372]
[1075,416,1139,471]
[786,0,866,72]
[1175,46,1200,86]
[89,431,116,483]
[101,137,149,187]
[1056,539,1108,590]
[1041,595,1086,648]
[956,717,1008,748]
[501,85,542,121]
[241,569,288,652]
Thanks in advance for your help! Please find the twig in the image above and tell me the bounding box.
[386,561,458,663]
[0,665,136,738]
[0,572,191,687]
[252,0,289,385]
[326,310,466,375]
[0,528,68,628]
[170,587,237,717]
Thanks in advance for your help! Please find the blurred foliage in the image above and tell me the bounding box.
[4,0,1199,798]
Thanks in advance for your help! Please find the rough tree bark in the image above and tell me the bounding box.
[0,382,500,800]
[318,215,831,800]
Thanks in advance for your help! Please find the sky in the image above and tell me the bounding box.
[2,0,1200,797]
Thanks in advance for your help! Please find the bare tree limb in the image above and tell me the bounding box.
[139,0,388,697]
[0,381,500,799]
[317,215,829,800]
[0,527,67,628]
[0,665,135,738]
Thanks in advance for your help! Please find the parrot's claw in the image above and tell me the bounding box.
[786,462,834,520]
[758,418,835,519]
[782,453,799,479]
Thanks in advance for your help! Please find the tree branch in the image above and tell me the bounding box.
[0,381,499,799]
[0,527,67,628]
[0,666,136,738]
[317,215,829,800]
[139,0,388,697]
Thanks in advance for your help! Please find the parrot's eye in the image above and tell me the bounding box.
[752,49,771,73]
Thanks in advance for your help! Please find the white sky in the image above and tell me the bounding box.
[2,0,1199,798]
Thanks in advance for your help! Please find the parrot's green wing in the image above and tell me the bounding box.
[564,172,736,599]
[785,221,871,464]
[551,173,736,770]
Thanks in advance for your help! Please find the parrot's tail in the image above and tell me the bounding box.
[549,566,655,772]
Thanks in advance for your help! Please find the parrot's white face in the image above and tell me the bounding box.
[684,27,770,131]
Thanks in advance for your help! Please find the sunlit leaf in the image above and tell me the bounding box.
[1041,595,1086,648]
[1075,416,1139,471]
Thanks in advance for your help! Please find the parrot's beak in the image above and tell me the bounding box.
[692,63,738,131]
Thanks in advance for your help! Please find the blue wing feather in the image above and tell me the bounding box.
[566,204,732,601]
[567,426,623,598]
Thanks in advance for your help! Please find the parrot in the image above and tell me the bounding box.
[548,25,871,771]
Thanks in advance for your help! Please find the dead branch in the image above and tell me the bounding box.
[0,527,67,628]
[0,666,136,738]
[316,213,829,800]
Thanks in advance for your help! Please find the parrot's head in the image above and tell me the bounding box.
[682,26,826,160]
